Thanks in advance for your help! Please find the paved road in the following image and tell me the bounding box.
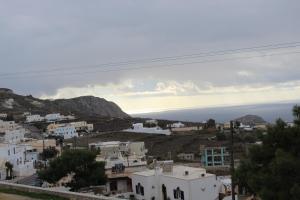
[0,193,36,200]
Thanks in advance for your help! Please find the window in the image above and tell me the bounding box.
[207,156,212,162]
[173,187,184,200]
[214,148,221,154]
[8,150,10,156]
[214,156,222,162]
[136,183,144,196]
[206,149,212,155]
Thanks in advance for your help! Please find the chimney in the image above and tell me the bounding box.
[161,160,173,173]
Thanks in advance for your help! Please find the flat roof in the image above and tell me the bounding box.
[133,165,214,180]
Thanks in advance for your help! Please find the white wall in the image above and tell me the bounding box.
[54,126,78,139]
[26,115,44,123]
[132,174,156,200]
[0,144,36,179]
[132,170,221,200]
[45,113,61,122]
[3,129,25,143]
[190,175,220,200]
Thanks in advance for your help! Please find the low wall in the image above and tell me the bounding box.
[0,182,121,200]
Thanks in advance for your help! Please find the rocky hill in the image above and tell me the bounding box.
[0,88,130,119]
[234,114,266,125]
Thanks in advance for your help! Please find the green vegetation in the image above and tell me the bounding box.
[38,149,106,191]
[40,147,59,160]
[0,187,68,200]
[216,131,226,141]
[236,105,300,200]
[5,161,13,180]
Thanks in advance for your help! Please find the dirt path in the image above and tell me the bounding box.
[0,193,37,200]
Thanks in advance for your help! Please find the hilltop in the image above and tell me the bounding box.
[0,89,130,119]
[234,114,266,125]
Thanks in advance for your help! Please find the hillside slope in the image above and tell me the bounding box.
[0,88,130,119]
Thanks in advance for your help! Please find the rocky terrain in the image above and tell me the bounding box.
[0,88,130,119]
[234,114,267,125]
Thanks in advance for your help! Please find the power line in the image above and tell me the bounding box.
[1,50,300,80]
[1,41,300,79]
[2,41,300,77]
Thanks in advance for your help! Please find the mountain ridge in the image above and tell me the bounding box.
[0,89,130,119]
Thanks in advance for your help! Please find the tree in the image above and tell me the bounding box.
[157,121,168,129]
[216,132,226,141]
[40,147,59,160]
[5,161,13,180]
[235,106,300,200]
[293,105,300,126]
[205,119,216,129]
[5,114,14,121]
[38,149,106,191]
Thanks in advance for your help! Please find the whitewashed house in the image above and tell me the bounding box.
[70,121,94,132]
[26,115,44,123]
[0,113,7,119]
[89,141,148,168]
[131,161,221,200]
[0,126,35,180]
[0,144,36,180]
[171,122,185,128]
[89,141,148,194]
[53,124,78,139]
[45,113,61,122]
[124,123,171,135]
[0,120,17,132]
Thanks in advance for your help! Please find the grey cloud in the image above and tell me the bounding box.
[0,0,300,97]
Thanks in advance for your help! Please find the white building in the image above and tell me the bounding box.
[26,115,44,123]
[70,121,94,132]
[0,113,7,119]
[0,144,36,180]
[45,113,61,122]
[23,112,31,116]
[89,141,148,194]
[145,119,158,125]
[124,123,171,135]
[131,161,221,200]
[0,125,35,180]
[177,153,195,161]
[0,129,25,144]
[239,123,253,132]
[53,124,78,139]
[171,122,185,128]
[0,120,17,132]
[89,141,148,168]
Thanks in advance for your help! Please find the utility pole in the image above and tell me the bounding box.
[42,137,45,152]
[230,121,235,200]
[168,151,172,160]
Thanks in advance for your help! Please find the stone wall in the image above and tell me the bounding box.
[0,182,121,200]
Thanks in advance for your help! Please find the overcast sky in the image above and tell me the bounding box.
[1,0,300,114]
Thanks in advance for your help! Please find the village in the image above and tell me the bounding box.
[0,110,278,200]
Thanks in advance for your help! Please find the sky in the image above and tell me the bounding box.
[1,0,300,114]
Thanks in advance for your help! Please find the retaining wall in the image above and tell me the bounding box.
[0,182,121,200]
